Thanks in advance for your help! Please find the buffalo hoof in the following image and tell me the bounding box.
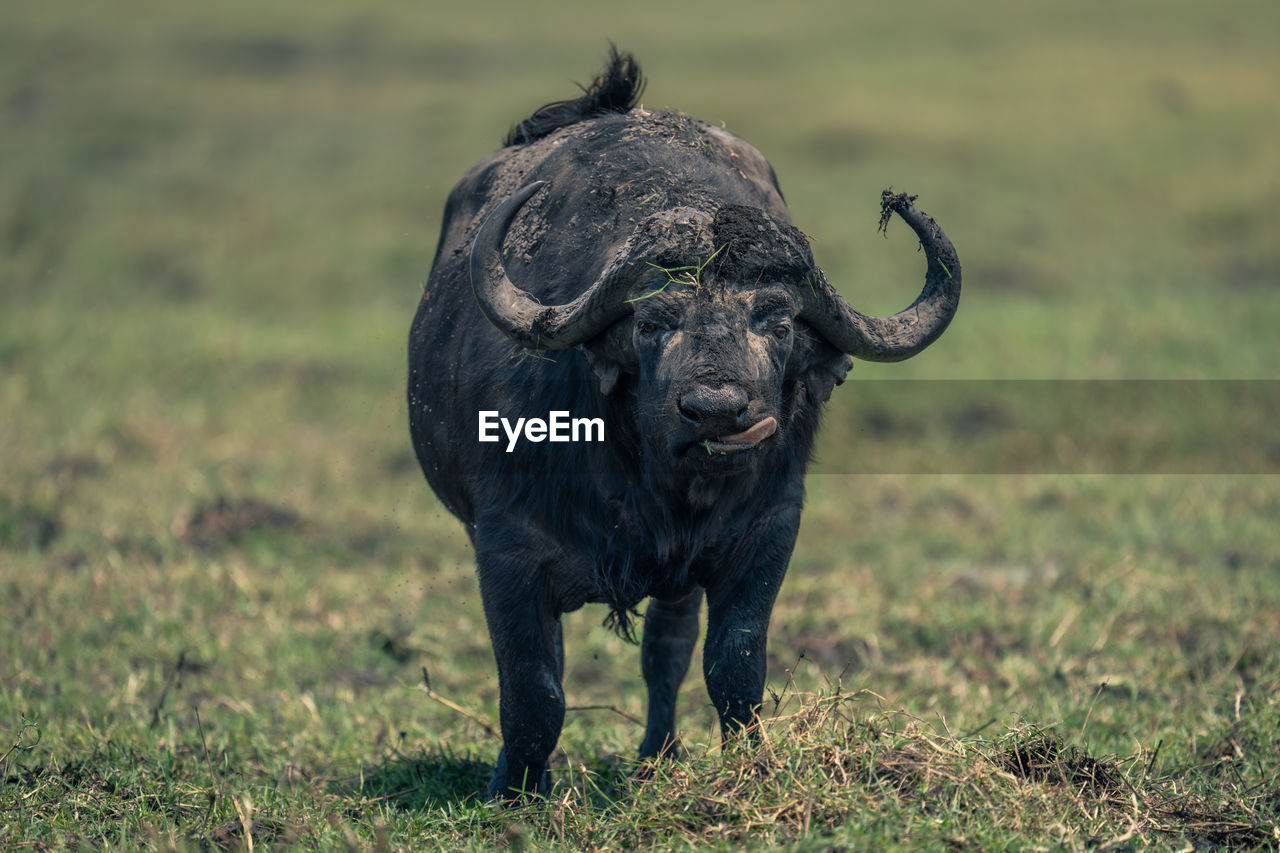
[487,750,553,802]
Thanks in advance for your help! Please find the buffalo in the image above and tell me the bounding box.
[407,49,960,798]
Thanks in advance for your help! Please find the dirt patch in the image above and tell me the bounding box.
[0,494,61,551]
[171,496,301,549]
[206,816,289,850]
[995,727,1123,792]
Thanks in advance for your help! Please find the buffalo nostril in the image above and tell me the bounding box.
[679,386,749,431]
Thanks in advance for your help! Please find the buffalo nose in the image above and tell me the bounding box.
[678,385,749,432]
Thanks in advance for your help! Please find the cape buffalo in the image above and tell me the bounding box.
[407,49,960,798]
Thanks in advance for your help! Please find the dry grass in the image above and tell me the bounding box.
[346,687,1276,851]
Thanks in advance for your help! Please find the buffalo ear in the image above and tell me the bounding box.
[791,328,852,405]
[578,322,636,397]
[581,348,622,396]
[803,351,853,405]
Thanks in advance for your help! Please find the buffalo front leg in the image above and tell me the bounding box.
[638,587,703,759]
[701,509,798,742]
[475,545,565,800]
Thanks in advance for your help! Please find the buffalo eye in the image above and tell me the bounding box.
[772,324,791,340]
[638,320,659,336]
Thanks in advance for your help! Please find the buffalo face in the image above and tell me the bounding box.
[632,279,792,474]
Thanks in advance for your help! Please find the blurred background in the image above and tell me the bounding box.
[1,0,1278,834]
[3,0,1276,496]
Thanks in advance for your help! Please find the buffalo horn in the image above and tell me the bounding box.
[472,184,960,362]
[469,182,636,350]
[798,193,961,362]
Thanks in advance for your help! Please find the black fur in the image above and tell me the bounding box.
[409,53,850,800]
[503,46,644,147]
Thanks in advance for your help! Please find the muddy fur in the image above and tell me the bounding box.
[710,204,817,283]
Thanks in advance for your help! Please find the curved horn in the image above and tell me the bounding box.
[799,191,961,362]
[469,182,635,350]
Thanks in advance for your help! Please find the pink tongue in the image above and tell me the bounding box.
[717,416,778,446]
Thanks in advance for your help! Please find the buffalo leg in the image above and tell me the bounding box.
[638,587,702,758]
[701,510,798,740]
[475,547,564,799]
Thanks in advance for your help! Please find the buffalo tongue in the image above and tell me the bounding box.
[715,416,778,447]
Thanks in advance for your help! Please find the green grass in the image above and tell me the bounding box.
[2,0,1279,849]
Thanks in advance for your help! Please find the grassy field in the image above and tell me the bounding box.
[2,0,1278,849]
